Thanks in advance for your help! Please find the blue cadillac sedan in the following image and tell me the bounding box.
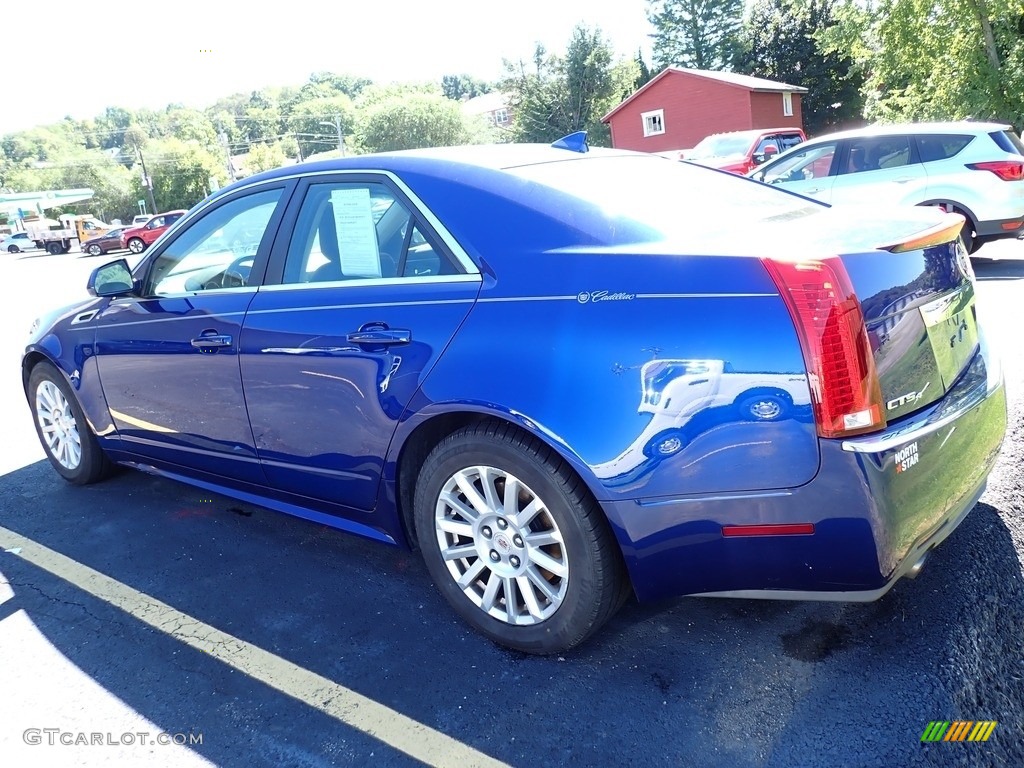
[23,137,1007,654]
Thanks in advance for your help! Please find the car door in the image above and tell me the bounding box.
[239,175,481,513]
[92,185,290,482]
[829,134,927,206]
[752,140,839,202]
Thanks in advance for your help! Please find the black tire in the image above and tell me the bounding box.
[7,245,19,253]
[128,237,146,254]
[46,242,62,255]
[27,362,114,485]
[87,244,102,256]
[414,420,628,654]
[955,211,975,254]
[737,392,790,422]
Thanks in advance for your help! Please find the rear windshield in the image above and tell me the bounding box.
[507,155,821,241]
[989,129,1024,155]
[687,134,756,160]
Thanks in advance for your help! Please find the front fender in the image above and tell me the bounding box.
[22,298,117,442]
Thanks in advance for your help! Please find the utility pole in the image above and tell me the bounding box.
[219,132,237,183]
[137,146,158,215]
[319,115,346,157]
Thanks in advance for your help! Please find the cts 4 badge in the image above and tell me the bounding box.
[887,382,930,411]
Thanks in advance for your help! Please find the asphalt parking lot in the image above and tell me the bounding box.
[0,242,1022,767]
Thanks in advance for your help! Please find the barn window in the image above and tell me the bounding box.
[783,92,793,117]
[641,109,665,137]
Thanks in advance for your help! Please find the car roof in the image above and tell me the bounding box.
[800,121,1012,145]
[217,144,638,194]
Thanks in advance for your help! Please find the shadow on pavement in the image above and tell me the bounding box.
[1,461,1021,767]
[971,256,1024,280]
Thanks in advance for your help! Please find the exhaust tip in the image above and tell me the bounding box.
[907,553,929,579]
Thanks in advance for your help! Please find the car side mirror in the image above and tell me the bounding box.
[752,144,780,166]
[88,258,135,297]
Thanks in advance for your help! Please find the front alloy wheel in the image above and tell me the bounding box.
[415,421,628,654]
[36,379,82,470]
[28,362,113,485]
[128,237,145,254]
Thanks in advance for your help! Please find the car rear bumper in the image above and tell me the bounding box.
[603,335,1007,602]
[975,215,1024,239]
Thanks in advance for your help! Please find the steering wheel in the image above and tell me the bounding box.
[217,255,254,289]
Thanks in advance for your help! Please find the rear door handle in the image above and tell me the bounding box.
[346,328,411,346]
[191,333,233,350]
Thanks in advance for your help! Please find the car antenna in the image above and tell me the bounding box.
[551,131,589,153]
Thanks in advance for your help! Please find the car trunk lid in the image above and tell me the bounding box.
[758,205,976,431]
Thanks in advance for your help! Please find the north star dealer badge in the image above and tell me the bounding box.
[894,442,919,474]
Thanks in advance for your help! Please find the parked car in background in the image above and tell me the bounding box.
[81,227,129,256]
[23,140,1006,654]
[132,214,154,226]
[1,232,38,253]
[121,210,186,253]
[749,121,1024,252]
[684,127,806,174]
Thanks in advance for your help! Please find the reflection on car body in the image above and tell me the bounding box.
[593,359,811,486]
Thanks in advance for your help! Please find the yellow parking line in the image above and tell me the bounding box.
[0,525,508,768]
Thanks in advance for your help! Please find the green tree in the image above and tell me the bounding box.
[635,48,654,90]
[287,95,356,157]
[502,26,636,146]
[647,0,746,70]
[247,142,289,173]
[297,72,372,101]
[441,74,493,101]
[144,138,224,211]
[822,0,1024,125]
[355,92,476,153]
[737,0,865,134]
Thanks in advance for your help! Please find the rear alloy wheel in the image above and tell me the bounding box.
[7,245,18,253]
[128,237,145,254]
[414,421,627,654]
[28,362,113,485]
[86,244,102,256]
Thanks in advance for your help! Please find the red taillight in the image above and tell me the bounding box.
[762,257,885,439]
[966,160,1024,181]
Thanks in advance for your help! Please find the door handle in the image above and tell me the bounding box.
[346,327,411,346]
[191,333,233,350]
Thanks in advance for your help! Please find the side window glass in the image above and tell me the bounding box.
[917,134,973,163]
[761,143,836,183]
[845,136,913,174]
[144,189,282,296]
[282,181,462,284]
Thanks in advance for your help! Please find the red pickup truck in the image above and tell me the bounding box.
[683,128,806,175]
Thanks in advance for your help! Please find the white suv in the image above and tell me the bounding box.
[748,121,1024,252]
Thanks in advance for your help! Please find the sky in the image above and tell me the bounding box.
[2,0,653,135]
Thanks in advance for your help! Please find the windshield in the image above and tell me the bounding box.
[687,133,756,160]
[507,154,821,243]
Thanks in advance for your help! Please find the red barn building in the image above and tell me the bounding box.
[602,67,807,152]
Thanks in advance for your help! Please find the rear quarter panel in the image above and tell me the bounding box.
[403,249,819,502]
